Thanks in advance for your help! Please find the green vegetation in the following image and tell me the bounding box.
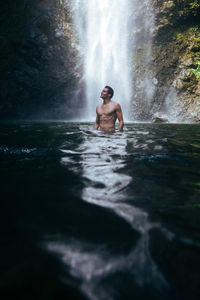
[189,0,200,9]
[173,26,200,80]
[190,61,200,79]
[175,32,183,40]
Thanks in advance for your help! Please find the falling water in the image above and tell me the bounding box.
[130,0,155,120]
[70,0,155,121]
[70,0,132,120]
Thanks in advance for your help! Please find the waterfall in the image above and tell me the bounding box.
[69,0,155,121]
[70,0,132,121]
[130,0,155,120]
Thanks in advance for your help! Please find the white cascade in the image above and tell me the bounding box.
[70,0,132,121]
[70,0,155,121]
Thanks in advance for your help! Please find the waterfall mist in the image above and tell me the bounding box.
[70,0,133,121]
[130,0,155,120]
[70,0,156,121]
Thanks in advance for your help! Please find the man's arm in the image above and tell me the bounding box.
[94,109,100,130]
[116,103,124,131]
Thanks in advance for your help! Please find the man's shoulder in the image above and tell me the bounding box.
[111,101,121,109]
[96,104,102,110]
[96,104,102,113]
[108,100,117,105]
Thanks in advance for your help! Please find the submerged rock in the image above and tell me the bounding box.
[152,112,169,123]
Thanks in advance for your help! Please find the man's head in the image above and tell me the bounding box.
[105,86,114,98]
[101,86,114,99]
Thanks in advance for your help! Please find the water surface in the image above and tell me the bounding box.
[1,122,200,300]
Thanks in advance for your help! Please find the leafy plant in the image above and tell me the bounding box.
[189,0,200,9]
[190,61,200,79]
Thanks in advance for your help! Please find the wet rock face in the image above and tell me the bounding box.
[153,0,200,34]
[131,0,200,122]
[152,0,200,122]
[1,1,200,121]
[0,0,83,120]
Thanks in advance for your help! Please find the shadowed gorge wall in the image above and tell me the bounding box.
[0,0,83,120]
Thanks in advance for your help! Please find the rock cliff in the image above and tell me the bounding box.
[131,0,200,122]
[0,0,83,119]
[152,0,200,122]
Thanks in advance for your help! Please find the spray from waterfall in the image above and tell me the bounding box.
[69,0,155,121]
[130,0,155,120]
[70,0,132,121]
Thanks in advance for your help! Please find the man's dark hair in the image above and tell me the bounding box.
[105,86,114,98]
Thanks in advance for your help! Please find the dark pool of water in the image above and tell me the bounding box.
[1,122,200,300]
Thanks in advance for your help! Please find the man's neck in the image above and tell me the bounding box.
[103,98,111,105]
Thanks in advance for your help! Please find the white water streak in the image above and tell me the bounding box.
[70,0,132,120]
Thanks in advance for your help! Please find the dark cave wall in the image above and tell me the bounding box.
[0,0,83,120]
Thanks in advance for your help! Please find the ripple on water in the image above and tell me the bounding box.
[1,122,199,299]
[0,145,37,155]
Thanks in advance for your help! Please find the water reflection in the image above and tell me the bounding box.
[47,124,172,299]
[1,122,200,300]
[81,130,131,203]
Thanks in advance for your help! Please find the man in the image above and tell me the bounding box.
[94,86,124,131]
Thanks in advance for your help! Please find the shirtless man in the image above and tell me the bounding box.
[94,86,124,131]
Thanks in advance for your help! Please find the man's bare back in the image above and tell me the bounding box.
[94,86,124,132]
